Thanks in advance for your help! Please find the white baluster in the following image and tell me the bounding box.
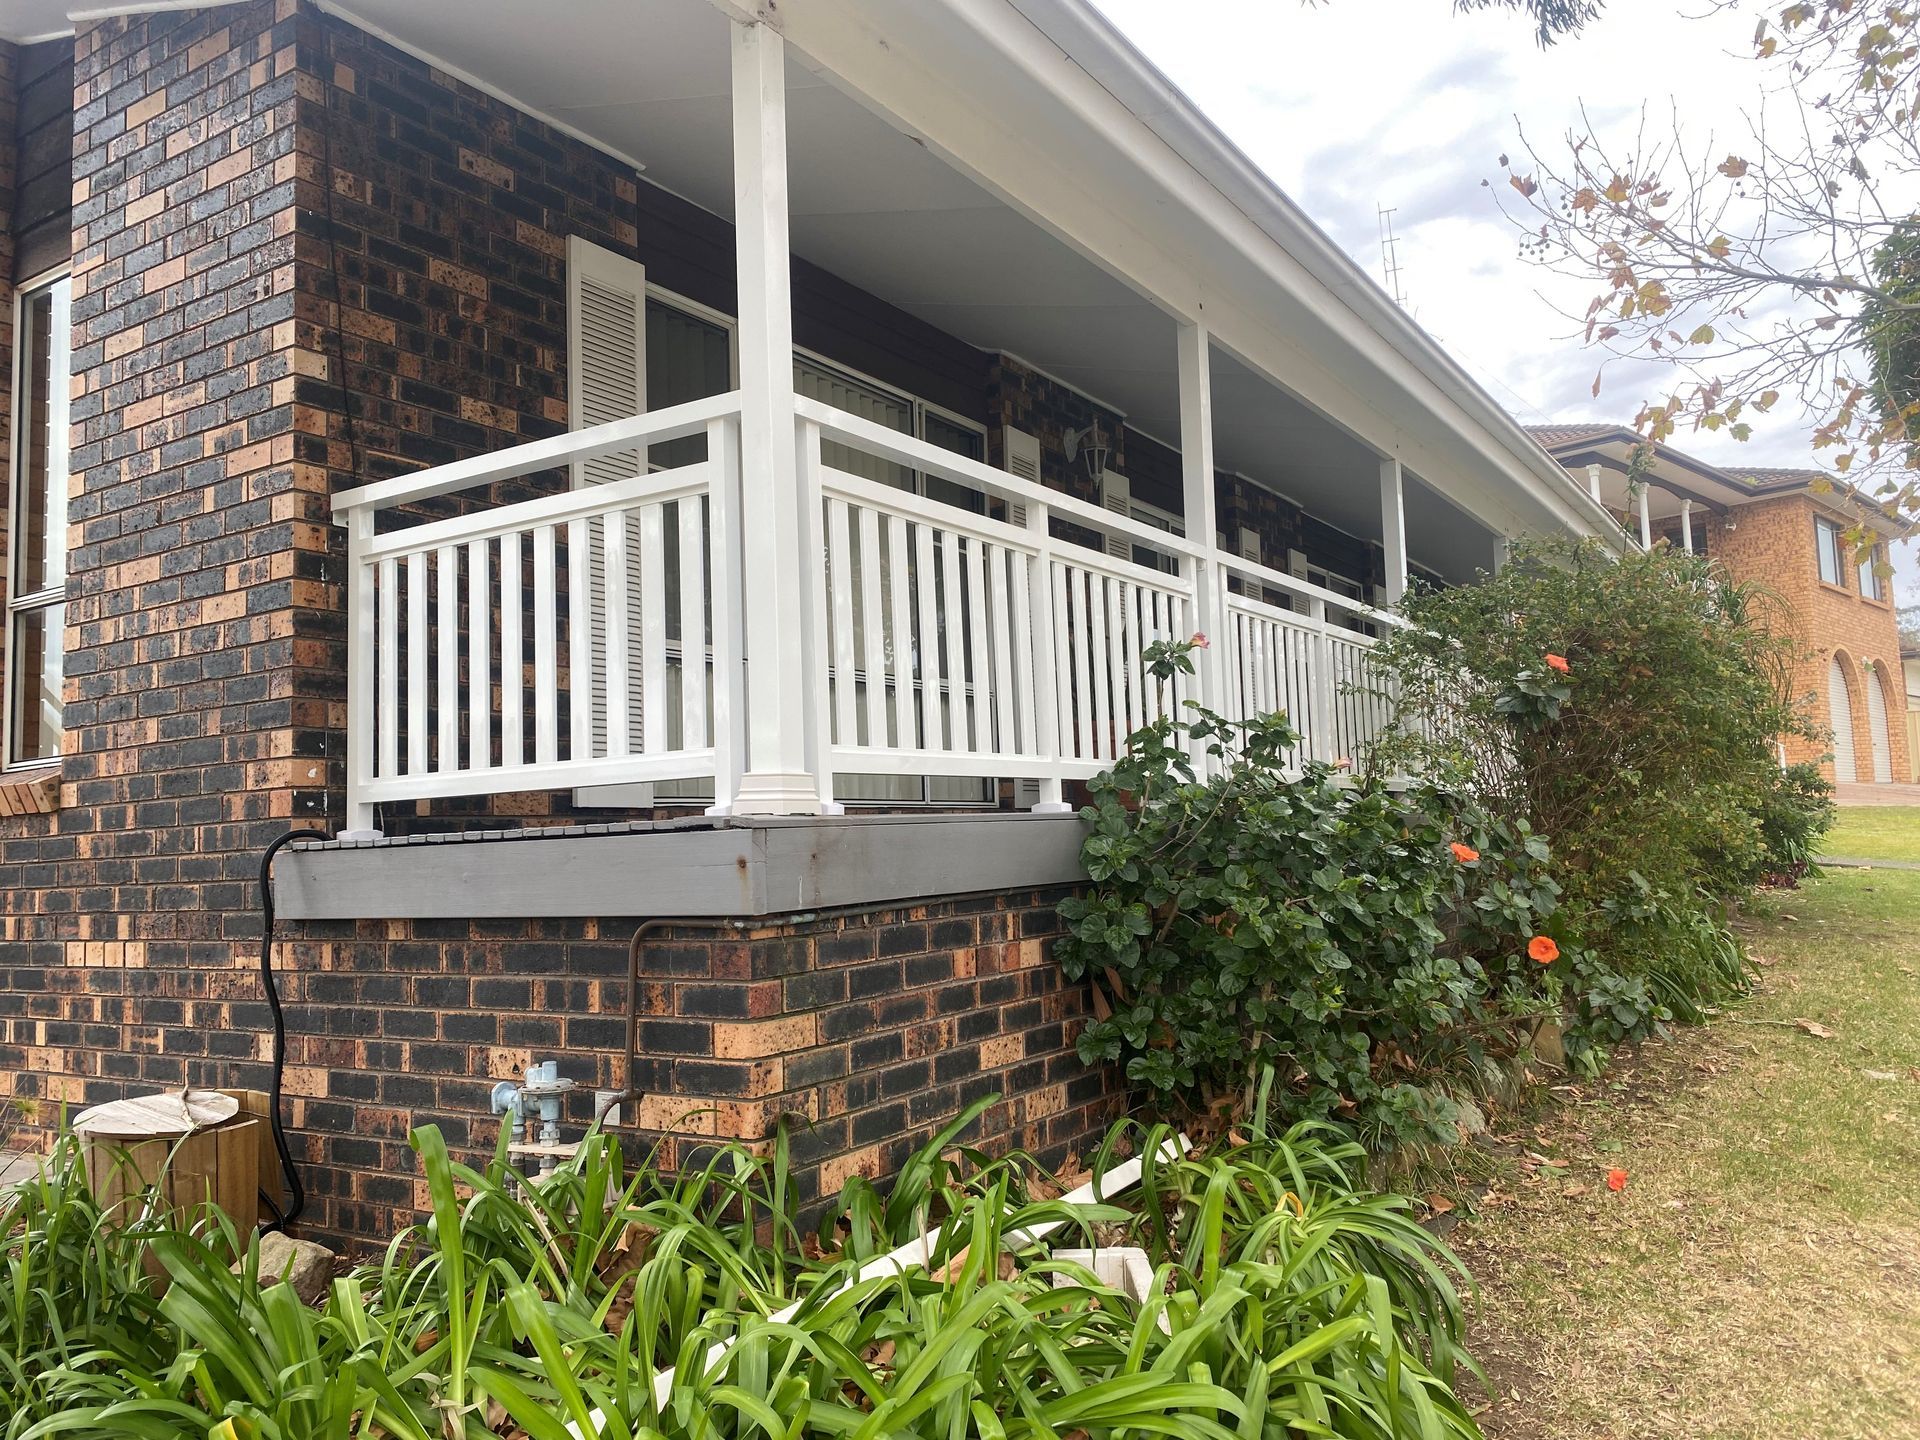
[533,525,558,765]
[437,545,458,772]
[500,531,524,768]
[405,551,427,777]
[677,495,708,752]
[467,537,489,774]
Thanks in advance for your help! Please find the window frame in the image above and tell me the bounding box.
[5,268,71,773]
[1858,541,1887,601]
[1815,515,1846,587]
[1126,495,1185,577]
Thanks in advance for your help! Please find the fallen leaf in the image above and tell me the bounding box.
[1793,1018,1836,1039]
[1862,1069,1898,1081]
[1425,1193,1456,1216]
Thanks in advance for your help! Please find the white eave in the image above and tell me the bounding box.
[992,0,1617,542]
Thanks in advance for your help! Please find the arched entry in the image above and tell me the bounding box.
[1866,661,1893,783]
[1827,653,1857,782]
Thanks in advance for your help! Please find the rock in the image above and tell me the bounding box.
[238,1230,336,1305]
[1453,1099,1488,1138]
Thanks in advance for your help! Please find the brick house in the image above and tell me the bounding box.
[1533,426,1915,787]
[0,0,1618,1241]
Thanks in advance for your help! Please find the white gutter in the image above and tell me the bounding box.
[1005,0,1620,544]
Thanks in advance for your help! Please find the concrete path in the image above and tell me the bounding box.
[1819,855,1920,871]
[1835,781,1920,806]
[0,1151,41,1187]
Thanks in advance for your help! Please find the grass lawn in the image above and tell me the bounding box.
[1821,806,1920,863]
[1451,869,1920,1439]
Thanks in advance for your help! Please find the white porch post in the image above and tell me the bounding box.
[1378,457,1407,607]
[1177,321,1227,726]
[727,19,823,814]
[1586,463,1602,503]
[1636,483,1652,548]
[1680,498,1694,553]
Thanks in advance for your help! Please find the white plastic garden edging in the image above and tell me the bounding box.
[562,1133,1191,1437]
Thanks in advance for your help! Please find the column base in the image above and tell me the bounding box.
[729,771,832,816]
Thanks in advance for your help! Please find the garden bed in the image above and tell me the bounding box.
[2,1098,1486,1440]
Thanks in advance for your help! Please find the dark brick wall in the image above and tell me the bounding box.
[283,887,1122,1245]
[0,4,1120,1244]
[0,3,316,1129]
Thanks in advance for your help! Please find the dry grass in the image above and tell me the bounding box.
[1448,869,1920,1440]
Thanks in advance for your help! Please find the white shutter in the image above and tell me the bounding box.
[567,237,646,487]
[1828,655,1857,783]
[566,238,648,794]
[1001,426,1041,529]
[1099,470,1132,560]
[1237,527,1261,564]
[1867,662,1893,783]
[1287,548,1309,581]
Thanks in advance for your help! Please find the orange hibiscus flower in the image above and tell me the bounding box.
[1544,653,1570,673]
[1449,842,1480,864]
[1528,935,1560,964]
[1606,1168,1629,1192]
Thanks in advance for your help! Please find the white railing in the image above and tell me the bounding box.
[333,390,1404,830]
[333,394,745,833]
[1220,555,1403,768]
[797,398,1204,808]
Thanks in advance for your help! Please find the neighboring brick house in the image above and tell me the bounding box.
[1533,426,1914,787]
[0,0,1616,1242]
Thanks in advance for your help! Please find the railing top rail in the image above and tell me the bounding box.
[817,465,1037,554]
[359,464,714,563]
[1218,549,1405,629]
[333,391,743,518]
[796,395,1207,566]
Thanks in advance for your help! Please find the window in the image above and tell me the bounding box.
[792,351,988,506]
[1858,543,1887,601]
[1815,516,1845,586]
[6,274,69,768]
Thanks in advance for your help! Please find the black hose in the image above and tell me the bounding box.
[257,828,332,1232]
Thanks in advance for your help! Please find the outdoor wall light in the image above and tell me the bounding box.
[1063,419,1110,482]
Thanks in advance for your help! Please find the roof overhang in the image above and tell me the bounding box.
[1539,428,1917,539]
[25,0,1620,556]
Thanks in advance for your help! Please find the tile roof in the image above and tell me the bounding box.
[1724,465,1828,488]
[1524,423,1621,448]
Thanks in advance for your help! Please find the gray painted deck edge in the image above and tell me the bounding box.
[274,814,1090,920]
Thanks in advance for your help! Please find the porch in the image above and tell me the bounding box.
[334,389,1411,830]
[310,0,1615,835]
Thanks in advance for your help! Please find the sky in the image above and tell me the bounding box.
[1093,0,1919,609]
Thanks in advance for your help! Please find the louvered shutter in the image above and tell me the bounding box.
[1001,426,1041,530]
[1237,527,1261,565]
[566,237,647,762]
[1098,471,1132,560]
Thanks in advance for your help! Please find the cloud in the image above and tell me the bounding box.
[1093,0,1920,607]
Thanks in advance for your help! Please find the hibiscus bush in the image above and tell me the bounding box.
[1057,640,1574,1148]
[1369,535,1820,1047]
[1060,538,1821,1144]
